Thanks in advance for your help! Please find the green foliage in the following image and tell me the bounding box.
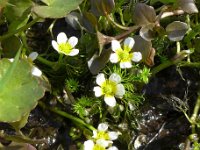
[65,78,79,93]
[32,0,83,18]
[0,54,49,122]
[73,96,102,119]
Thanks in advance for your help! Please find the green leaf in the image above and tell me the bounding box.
[32,0,83,18]
[4,0,32,22]
[0,57,48,122]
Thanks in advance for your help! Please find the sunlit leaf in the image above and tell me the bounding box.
[166,21,188,41]
[177,0,198,14]
[32,0,83,18]
[0,57,49,122]
[133,3,156,26]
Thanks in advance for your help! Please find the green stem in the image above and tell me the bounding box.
[177,41,180,53]
[0,132,46,144]
[39,102,96,131]
[179,62,200,68]
[106,15,131,30]
[151,60,174,76]
[37,56,57,68]
[190,93,200,134]
[0,17,40,41]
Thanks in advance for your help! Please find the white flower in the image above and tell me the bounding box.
[84,123,119,150]
[110,37,142,69]
[51,32,79,56]
[93,123,119,142]
[93,73,125,107]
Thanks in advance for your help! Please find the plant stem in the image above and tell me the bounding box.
[0,17,40,41]
[190,93,200,134]
[151,60,174,76]
[177,41,180,53]
[0,132,46,144]
[106,15,131,30]
[38,102,96,131]
[37,56,57,68]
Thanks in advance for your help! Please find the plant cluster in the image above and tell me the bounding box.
[0,0,200,149]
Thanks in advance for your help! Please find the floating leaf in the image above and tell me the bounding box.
[90,0,115,16]
[88,49,111,74]
[133,35,154,66]
[166,21,188,41]
[82,12,98,33]
[65,12,81,30]
[139,24,155,41]
[133,3,156,26]
[177,0,198,14]
[32,0,83,18]
[0,56,48,122]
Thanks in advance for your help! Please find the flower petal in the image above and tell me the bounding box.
[107,146,119,150]
[108,132,119,140]
[57,32,68,44]
[109,53,119,63]
[111,40,121,52]
[29,52,38,61]
[98,123,108,131]
[124,37,135,50]
[115,84,125,98]
[109,73,121,84]
[92,130,98,138]
[84,140,94,150]
[93,86,103,97]
[68,36,78,48]
[104,96,116,107]
[96,73,106,86]
[96,139,112,148]
[31,66,42,77]
[52,40,59,51]
[68,49,79,56]
[120,61,132,68]
[132,52,142,62]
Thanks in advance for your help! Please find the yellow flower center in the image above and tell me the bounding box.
[101,80,117,97]
[96,131,110,140]
[58,42,73,55]
[93,144,106,150]
[116,49,133,63]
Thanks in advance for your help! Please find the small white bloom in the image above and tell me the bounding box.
[107,146,119,150]
[29,52,38,61]
[84,140,94,150]
[110,37,142,68]
[108,132,119,141]
[51,32,79,56]
[93,73,125,107]
[31,66,42,77]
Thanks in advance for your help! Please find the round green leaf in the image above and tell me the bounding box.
[0,58,47,122]
[32,0,83,18]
